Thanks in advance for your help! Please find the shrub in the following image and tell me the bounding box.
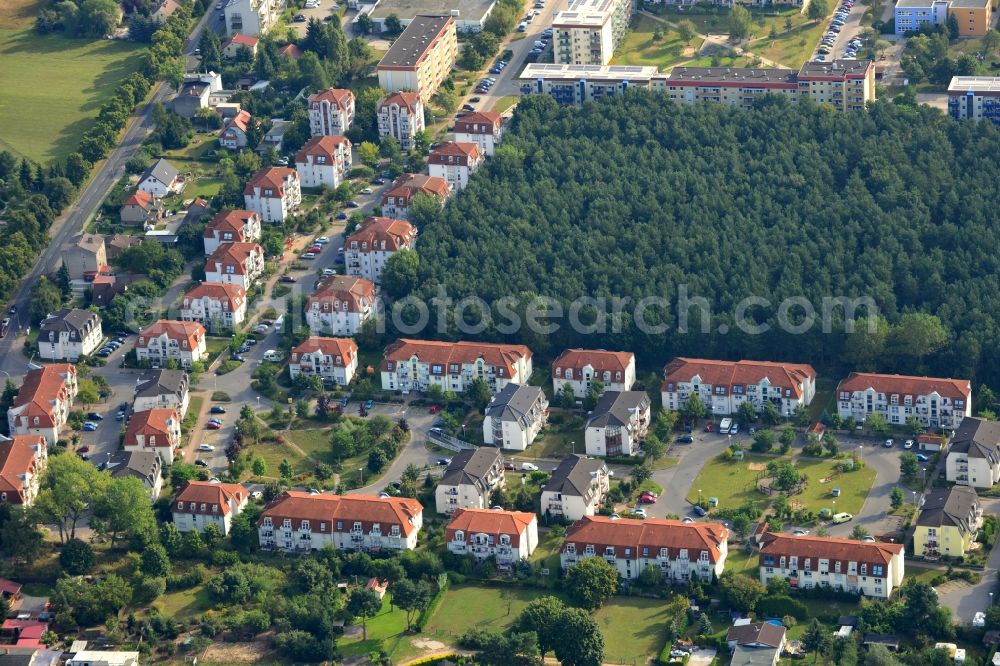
[211,391,231,401]
[756,595,809,620]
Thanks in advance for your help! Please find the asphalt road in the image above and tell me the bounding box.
[814,0,867,62]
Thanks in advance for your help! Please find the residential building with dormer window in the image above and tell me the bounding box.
[7,364,77,445]
[344,217,416,284]
[133,369,190,417]
[947,417,1000,488]
[288,336,359,386]
[38,309,103,361]
[427,141,483,191]
[124,408,182,464]
[446,508,538,564]
[295,135,352,189]
[483,383,548,451]
[308,88,355,136]
[0,436,47,506]
[181,282,247,331]
[914,485,981,559]
[585,391,650,457]
[203,241,265,289]
[541,455,609,521]
[381,339,533,394]
[203,210,262,255]
[173,481,248,534]
[243,167,301,223]
[836,372,971,430]
[380,173,450,219]
[454,110,503,156]
[135,320,206,368]
[305,275,379,336]
[377,92,425,150]
[552,349,635,399]
[107,450,163,502]
[435,447,505,515]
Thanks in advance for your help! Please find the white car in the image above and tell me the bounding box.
[974,611,986,627]
[322,268,336,277]
[520,462,539,471]
[315,236,329,244]
[198,444,215,452]
[632,508,647,519]
[904,439,914,449]
[250,491,263,500]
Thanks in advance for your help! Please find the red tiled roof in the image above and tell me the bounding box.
[446,508,536,548]
[204,241,263,275]
[428,141,481,165]
[244,167,298,197]
[563,515,729,562]
[291,336,358,366]
[382,339,532,380]
[222,109,252,135]
[382,173,449,205]
[0,436,44,503]
[308,88,354,107]
[260,491,423,536]
[346,217,416,253]
[278,43,303,59]
[454,111,502,133]
[308,275,376,313]
[125,408,180,448]
[380,92,421,113]
[205,210,259,240]
[295,135,351,163]
[175,480,247,516]
[836,372,971,402]
[124,190,155,209]
[662,358,817,398]
[137,320,204,352]
[183,282,246,312]
[225,33,259,48]
[552,349,634,377]
[11,365,76,429]
[758,533,903,572]
[0,578,22,597]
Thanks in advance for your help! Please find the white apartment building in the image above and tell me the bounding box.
[483,383,548,451]
[133,369,190,417]
[7,364,77,445]
[446,508,539,564]
[758,533,905,599]
[344,216,417,284]
[435,447,505,515]
[947,416,1000,488]
[203,241,265,289]
[172,481,248,534]
[295,135,352,189]
[585,391,650,457]
[124,408,182,464]
[0,435,48,506]
[38,309,103,361]
[180,282,248,331]
[308,88,355,136]
[561,515,729,582]
[552,0,635,66]
[541,455,609,521]
[135,320,207,369]
[454,110,503,156]
[380,173,450,219]
[377,92,425,150]
[288,336,359,386]
[427,141,483,191]
[552,348,635,399]
[203,209,262,255]
[836,372,972,429]
[305,275,379,336]
[224,0,279,36]
[243,167,302,223]
[381,339,533,394]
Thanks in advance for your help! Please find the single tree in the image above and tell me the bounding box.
[728,4,752,40]
[802,618,832,662]
[347,587,384,640]
[59,537,95,575]
[682,393,707,423]
[890,486,904,510]
[900,452,920,480]
[141,543,171,577]
[737,400,758,427]
[514,595,565,655]
[808,0,829,20]
[392,578,430,630]
[553,607,605,666]
[677,19,696,43]
[644,434,666,461]
[93,475,156,548]
[865,412,889,435]
[252,456,267,478]
[719,570,766,612]
[565,557,618,610]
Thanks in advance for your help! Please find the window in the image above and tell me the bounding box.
[336,520,344,530]
[212,504,218,513]
[352,521,362,531]
[177,502,184,510]
[642,547,649,557]
[390,525,400,537]
[584,545,595,555]
[302,520,310,531]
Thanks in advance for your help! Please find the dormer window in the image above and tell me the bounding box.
[455,530,464,542]
[177,502,184,510]
[200,503,206,511]
[212,504,218,513]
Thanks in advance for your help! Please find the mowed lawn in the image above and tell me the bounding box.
[611,15,696,69]
[0,28,143,163]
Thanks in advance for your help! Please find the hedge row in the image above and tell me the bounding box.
[414,572,450,632]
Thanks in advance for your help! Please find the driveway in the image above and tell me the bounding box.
[936,496,1000,622]
[648,431,733,519]
[813,0,866,62]
[291,0,338,36]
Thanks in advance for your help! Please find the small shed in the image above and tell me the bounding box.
[366,577,388,600]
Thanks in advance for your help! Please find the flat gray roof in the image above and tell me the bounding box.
[370,0,494,23]
[377,15,453,69]
[666,66,798,84]
[949,76,1000,93]
[520,63,659,81]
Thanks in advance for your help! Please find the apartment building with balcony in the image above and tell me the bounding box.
[836,372,972,430]
[180,283,248,331]
[7,364,77,445]
[758,533,905,599]
[204,242,265,289]
[946,416,1000,488]
[305,275,379,336]
[258,491,424,552]
[288,336,359,386]
[453,110,503,156]
[797,60,875,111]
[914,485,981,559]
[560,515,729,582]
[295,135,352,189]
[376,16,458,102]
[427,141,483,191]
[585,391,650,457]
[124,408,182,464]
[483,383,548,451]
[243,167,301,223]
[135,320,207,369]
[541,455,609,521]
[552,348,635,399]
[520,63,661,106]
[948,77,1000,125]
[552,0,635,66]
[172,481,248,534]
[380,173,450,219]
[377,92,425,150]
[0,436,48,506]
[133,369,190,417]
[224,0,280,37]
[895,0,989,35]
[203,210,262,255]
[381,338,533,394]
[344,216,417,284]
[446,508,539,564]
[435,447,505,515]
[38,308,103,362]
[661,66,800,108]
[308,88,355,137]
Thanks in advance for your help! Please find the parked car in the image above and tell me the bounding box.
[116,411,127,421]
[364,399,374,409]
[831,512,853,524]
[195,459,209,467]
[903,439,914,449]
[87,412,104,420]
[302,252,317,260]
[462,104,475,112]
[293,13,306,21]
[280,275,296,283]
[916,453,929,462]
[82,422,98,432]
[347,200,360,208]
[503,461,516,470]
[520,462,539,471]
[638,493,657,504]
[206,422,221,430]
[210,406,226,414]
[437,458,451,466]
[198,444,215,452]
[631,508,647,519]
[78,453,91,461]
[336,212,348,220]
[693,505,707,516]
[308,245,323,254]
[883,438,894,448]
[677,435,693,444]
[77,446,90,453]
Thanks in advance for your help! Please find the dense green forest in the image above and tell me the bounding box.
[395,93,1000,388]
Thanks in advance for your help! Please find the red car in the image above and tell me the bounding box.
[704,423,713,433]
[429,404,441,414]
[206,422,221,430]
[308,245,323,254]
[639,492,658,504]
[77,445,90,453]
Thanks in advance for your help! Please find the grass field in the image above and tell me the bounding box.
[340,596,410,658]
[751,17,829,68]
[152,586,214,621]
[612,15,697,69]
[0,28,144,163]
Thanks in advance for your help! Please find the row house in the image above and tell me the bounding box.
[427,141,483,192]
[203,210,262,255]
[661,357,817,417]
[836,372,972,430]
[7,364,77,445]
[203,241,265,290]
[381,338,533,394]
[295,135,352,189]
[561,515,729,582]
[914,485,981,559]
[453,110,503,156]
[135,320,207,369]
[585,391,650,457]
[120,190,163,226]
[305,275,379,337]
[259,491,423,552]
[0,436,48,506]
[435,447,505,515]
[541,455,609,521]
[308,88,355,136]
[947,416,1000,489]
[377,92,425,150]
[344,216,416,284]
[551,348,635,399]
[180,282,248,331]
[133,369,190,417]
[172,481,248,534]
[483,383,548,451]
[243,167,301,223]
[219,109,252,150]
[446,508,539,564]
[288,336,359,386]
[107,450,163,502]
[380,173,450,220]
[124,408,182,464]
[758,533,905,599]
[38,308,103,361]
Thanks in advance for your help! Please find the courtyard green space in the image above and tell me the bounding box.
[611,14,697,69]
[751,16,830,67]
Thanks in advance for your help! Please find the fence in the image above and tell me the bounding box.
[428,430,476,452]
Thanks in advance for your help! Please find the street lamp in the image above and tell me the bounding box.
[359,467,364,485]
[991,592,994,607]
[922,467,927,487]
[912,491,917,506]
[571,441,575,455]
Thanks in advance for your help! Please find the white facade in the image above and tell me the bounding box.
[224,0,279,36]
[288,337,359,386]
[584,391,650,457]
[135,322,207,369]
[305,294,380,336]
[378,95,425,150]
[482,384,548,451]
[172,482,248,534]
[37,310,103,361]
[243,168,302,223]
[381,339,533,395]
[836,373,972,430]
[180,287,248,330]
[428,159,478,191]
[7,365,77,446]
[551,349,636,399]
[946,417,1000,489]
[204,244,265,289]
[203,210,262,255]
[454,112,503,156]
[308,89,355,136]
[661,358,817,417]
[446,510,539,564]
[295,139,351,189]
[435,448,505,515]
[541,456,609,521]
[344,217,417,284]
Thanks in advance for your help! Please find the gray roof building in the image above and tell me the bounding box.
[586,390,650,428]
[951,417,1000,461]
[917,485,980,533]
[543,454,607,499]
[135,369,189,402]
[39,309,100,339]
[486,383,546,428]
[140,159,179,190]
[107,450,162,499]
[440,447,503,493]
[378,15,453,68]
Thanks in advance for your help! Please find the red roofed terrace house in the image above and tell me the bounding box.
[561,515,729,582]
[0,436,47,506]
[305,275,379,336]
[172,480,248,534]
[381,339,533,394]
[219,109,253,150]
[661,357,817,417]
[344,216,416,284]
[454,110,504,156]
[308,88,355,136]
[836,372,972,430]
[758,533,905,599]
[222,33,259,59]
[204,241,265,289]
[120,190,163,226]
[295,135,352,189]
[289,336,359,386]
[203,209,262,255]
[258,492,424,552]
[427,141,483,191]
[551,348,636,399]
[181,283,248,331]
[380,173,450,220]
[446,508,539,566]
[135,320,207,369]
[124,408,182,464]
[377,92,425,150]
[6,364,77,445]
[1,618,47,648]
[243,167,302,223]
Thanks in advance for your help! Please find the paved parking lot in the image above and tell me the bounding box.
[814,0,866,62]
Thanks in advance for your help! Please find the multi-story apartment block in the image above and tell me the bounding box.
[219,110,252,150]
[585,391,650,457]
[135,320,207,369]
[541,454,609,521]
[305,275,379,336]
[203,241,265,289]
[914,485,981,559]
[381,338,533,394]
[435,447,505,515]
[552,0,635,66]
[662,358,817,417]
[344,216,417,284]
[836,372,972,429]
[552,349,635,399]
[948,0,991,35]
[380,173,450,219]
[308,88,355,136]
[203,210,262,255]
[797,60,875,111]
[0,436,47,506]
[454,110,503,156]
[124,408,182,464]
[377,92,426,150]
[224,0,279,36]
[561,515,729,582]
[946,416,1000,488]
[107,450,163,502]
[483,383,548,451]
[133,369,190,417]
[520,63,663,106]
[38,309,103,361]
[7,364,77,445]
[180,283,247,331]
[376,16,458,102]
[173,481,248,534]
[662,66,800,108]
[258,491,424,552]
[446,508,539,564]
[895,0,989,35]
[288,336,359,386]
[295,135,352,189]
[758,533,905,599]
[948,76,1000,125]
[243,167,301,223]
[427,141,483,191]
[66,233,108,279]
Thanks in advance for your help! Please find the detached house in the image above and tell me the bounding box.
[38,309,103,361]
[124,408,182,464]
[585,391,650,457]
[541,455,609,521]
[552,349,636,399]
[7,364,77,445]
[947,416,1000,488]
[65,234,108,280]
[173,481,248,534]
[344,216,416,284]
[203,209,262,255]
[135,320,206,368]
[133,369,190,416]
[305,275,379,336]
[380,173,450,220]
[221,33,259,59]
[295,135,352,189]
[377,92,425,150]
[435,447,505,515]
[288,336,359,386]
[0,436,48,506]
[427,141,483,191]
[308,88,355,136]
[137,158,180,198]
[219,109,252,150]
[914,485,982,559]
[120,190,163,226]
[446,508,539,564]
[836,372,972,430]
[454,110,503,156]
[203,241,265,289]
[483,383,548,451]
[107,450,163,501]
[727,621,787,666]
[243,167,302,223]
[381,339,533,394]
[180,282,248,330]
[561,515,729,582]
